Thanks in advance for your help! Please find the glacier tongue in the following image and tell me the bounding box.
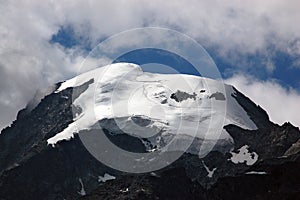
[47,63,257,156]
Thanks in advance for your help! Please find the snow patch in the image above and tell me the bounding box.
[120,188,129,193]
[202,161,217,178]
[77,178,86,196]
[150,172,160,177]
[245,171,267,175]
[56,78,77,93]
[47,123,78,146]
[230,145,258,166]
[98,173,116,183]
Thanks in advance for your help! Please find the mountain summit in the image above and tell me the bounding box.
[48,63,256,157]
[0,63,299,200]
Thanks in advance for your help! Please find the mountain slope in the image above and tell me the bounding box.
[0,63,299,200]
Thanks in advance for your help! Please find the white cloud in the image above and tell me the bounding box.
[225,74,300,128]
[0,0,300,130]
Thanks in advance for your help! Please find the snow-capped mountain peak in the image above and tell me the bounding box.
[1,63,300,200]
[47,63,257,157]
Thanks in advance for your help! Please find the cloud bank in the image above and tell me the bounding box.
[225,75,300,128]
[0,0,300,130]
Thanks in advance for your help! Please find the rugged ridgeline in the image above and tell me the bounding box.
[0,63,300,200]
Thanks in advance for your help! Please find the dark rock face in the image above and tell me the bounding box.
[81,157,300,200]
[0,79,114,200]
[80,167,206,200]
[231,87,271,129]
[0,80,300,200]
[170,90,197,102]
[80,121,300,200]
[207,155,300,200]
[209,92,226,101]
[0,136,116,200]
[0,82,73,176]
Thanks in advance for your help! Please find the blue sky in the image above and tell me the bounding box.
[50,26,300,91]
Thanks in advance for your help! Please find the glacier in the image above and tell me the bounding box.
[47,63,257,157]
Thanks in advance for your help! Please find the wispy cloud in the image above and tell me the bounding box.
[225,74,300,128]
